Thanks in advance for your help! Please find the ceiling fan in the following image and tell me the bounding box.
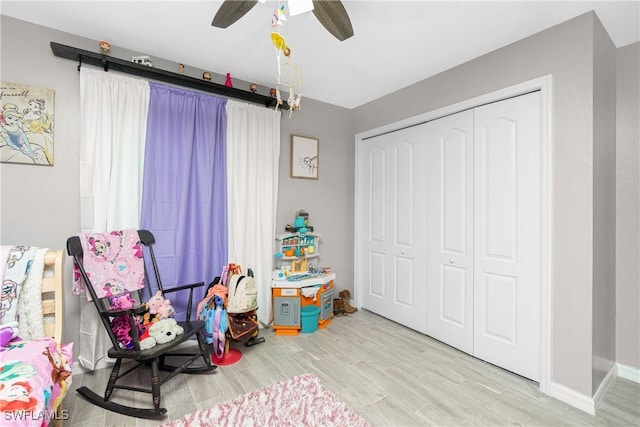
[212,0,354,41]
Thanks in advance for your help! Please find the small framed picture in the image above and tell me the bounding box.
[290,135,318,179]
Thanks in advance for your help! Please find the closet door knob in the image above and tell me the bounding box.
[449,258,455,264]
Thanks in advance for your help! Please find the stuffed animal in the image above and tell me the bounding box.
[137,315,157,339]
[149,318,183,345]
[136,292,178,349]
[146,291,175,320]
[109,292,141,349]
[138,312,157,342]
[139,335,156,350]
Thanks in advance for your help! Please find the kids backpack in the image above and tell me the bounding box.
[226,268,258,314]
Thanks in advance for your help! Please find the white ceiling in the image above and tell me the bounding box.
[2,1,639,109]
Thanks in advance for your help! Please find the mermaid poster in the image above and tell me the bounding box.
[0,81,54,166]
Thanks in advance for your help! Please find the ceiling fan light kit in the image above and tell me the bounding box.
[212,0,354,41]
[288,0,314,17]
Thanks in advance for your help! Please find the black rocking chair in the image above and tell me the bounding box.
[67,229,216,419]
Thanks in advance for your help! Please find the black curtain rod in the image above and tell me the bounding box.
[50,42,286,109]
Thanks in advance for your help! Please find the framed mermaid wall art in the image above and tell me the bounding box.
[0,81,54,166]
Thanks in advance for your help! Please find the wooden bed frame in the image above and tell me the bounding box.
[41,249,64,344]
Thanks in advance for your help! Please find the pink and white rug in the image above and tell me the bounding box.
[161,374,370,427]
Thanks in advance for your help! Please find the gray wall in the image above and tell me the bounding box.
[278,99,355,293]
[352,11,615,397]
[591,16,617,393]
[616,42,640,372]
[1,16,85,349]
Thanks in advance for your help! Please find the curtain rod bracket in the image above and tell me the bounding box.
[102,57,109,72]
[77,55,82,71]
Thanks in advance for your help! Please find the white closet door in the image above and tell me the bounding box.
[473,92,542,381]
[425,110,474,354]
[357,125,428,333]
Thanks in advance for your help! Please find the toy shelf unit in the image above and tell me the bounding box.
[275,232,320,273]
[272,273,335,336]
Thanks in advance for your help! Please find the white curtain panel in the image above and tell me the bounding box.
[226,101,281,325]
[79,68,150,233]
[78,68,149,370]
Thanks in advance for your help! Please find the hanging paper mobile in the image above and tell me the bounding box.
[278,61,302,117]
[272,3,287,27]
[271,32,287,52]
[270,0,302,116]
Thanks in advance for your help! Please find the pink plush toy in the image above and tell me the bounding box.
[109,292,141,349]
[146,291,175,320]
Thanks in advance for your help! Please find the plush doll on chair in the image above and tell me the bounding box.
[146,291,175,319]
[109,292,141,349]
[138,291,176,345]
[149,318,183,345]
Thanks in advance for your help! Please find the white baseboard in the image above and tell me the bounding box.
[546,381,595,415]
[593,364,617,412]
[617,363,640,383]
[546,363,636,415]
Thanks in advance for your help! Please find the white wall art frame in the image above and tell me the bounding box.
[291,135,319,179]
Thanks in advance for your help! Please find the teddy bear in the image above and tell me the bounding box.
[148,318,184,345]
[108,292,141,349]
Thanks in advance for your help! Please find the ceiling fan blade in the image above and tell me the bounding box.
[212,0,259,28]
[312,0,354,41]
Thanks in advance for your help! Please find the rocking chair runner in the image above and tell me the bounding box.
[66,229,216,419]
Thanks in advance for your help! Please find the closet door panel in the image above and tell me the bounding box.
[369,252,386,298]
[370,148,386,243]
[483,123,517,260]
[357,126,428,333]
[396,142,414,247]
[473,91,541,381]
[366,149,387,300]
[395,256,414,306]
[441,265,468,326]
[426,110,474,354]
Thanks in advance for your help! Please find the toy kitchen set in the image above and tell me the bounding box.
[272,211,335,335]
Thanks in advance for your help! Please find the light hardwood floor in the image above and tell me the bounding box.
[65,309,639,426]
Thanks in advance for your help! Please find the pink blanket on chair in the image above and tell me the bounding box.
[72,229,145,300]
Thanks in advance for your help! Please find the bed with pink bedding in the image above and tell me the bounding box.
[0,249,73,427]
